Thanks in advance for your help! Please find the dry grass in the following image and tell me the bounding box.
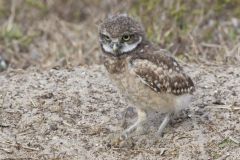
[0,0,240,71]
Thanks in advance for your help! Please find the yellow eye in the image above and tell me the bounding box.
[122,35,131,41]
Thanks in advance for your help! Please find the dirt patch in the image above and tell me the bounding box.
[0,64,239,159]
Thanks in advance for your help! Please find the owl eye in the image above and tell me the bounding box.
[101,34,111,41]
[122,35,131,41]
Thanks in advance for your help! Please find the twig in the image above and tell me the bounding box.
[228,42,240,58]
[206,105,240,111]
[229,136,240,144]
[0,124,10,128]
[0,147,13,153]
[7,0,17,31]
[217,153,230,160]
[111,146,162,154]
[1,140,40,151]
[0,91,8,127]
[20,145,40,151]
[30,97,37,108]
[201,43,223,49]
[0,91,7,108]
[188,33,200,56]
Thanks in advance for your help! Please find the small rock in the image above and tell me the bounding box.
[0,56,8,72]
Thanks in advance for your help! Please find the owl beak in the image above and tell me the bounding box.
[112,43,119,52]
[110,42,121,55]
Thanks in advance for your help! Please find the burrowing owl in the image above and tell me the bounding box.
[98,14,195,138]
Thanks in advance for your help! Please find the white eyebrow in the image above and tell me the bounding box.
[121,37,142,53]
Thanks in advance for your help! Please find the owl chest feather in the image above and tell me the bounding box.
[104,56,144,93]
[104,57,177,112]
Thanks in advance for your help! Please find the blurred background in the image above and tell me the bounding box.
[0,0,240,71]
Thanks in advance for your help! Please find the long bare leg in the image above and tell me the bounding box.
[157,112,174,136]
[120,107,134,129]
[121,108,147,139]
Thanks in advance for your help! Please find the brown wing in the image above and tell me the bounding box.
[129,53,195,95]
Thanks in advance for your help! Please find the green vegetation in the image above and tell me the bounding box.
[25,0,47,11]
[130,0,240,42]
[0,0,239,69]
[218,138,232,149]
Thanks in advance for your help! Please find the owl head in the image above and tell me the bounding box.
[98,14,145,57]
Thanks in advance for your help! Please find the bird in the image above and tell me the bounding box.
[98,14,195,139]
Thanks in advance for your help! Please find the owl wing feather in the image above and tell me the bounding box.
[129,52,195,95]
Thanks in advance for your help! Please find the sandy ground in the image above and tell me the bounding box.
[0,64,240,160]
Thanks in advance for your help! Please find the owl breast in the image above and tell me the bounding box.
[105,59,177,112]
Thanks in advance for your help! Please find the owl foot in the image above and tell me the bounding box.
[156,112,174,137]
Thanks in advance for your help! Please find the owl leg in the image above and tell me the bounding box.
[157,112,174,136]
[121,108,147,139]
